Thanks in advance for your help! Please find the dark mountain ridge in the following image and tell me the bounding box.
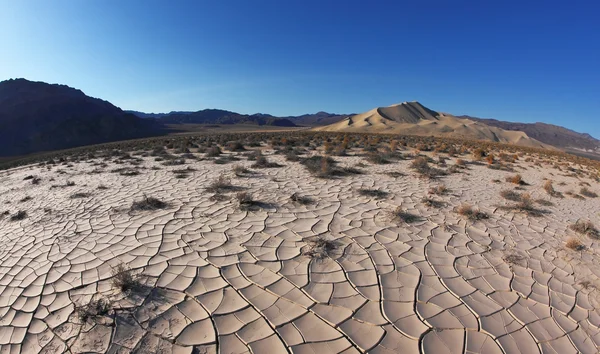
[0,79,164,157]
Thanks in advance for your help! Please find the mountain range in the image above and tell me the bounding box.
[1,78,599,157]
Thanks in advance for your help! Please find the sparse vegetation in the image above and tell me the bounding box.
[580,187,598,198]
[131,196,169,211]
[233,165,251,176]
[422,197,445,208]
[206,174,233,192]
[358,188,389,199]
[410,156,446,179]
[570,220,598,238]
[429,185,449,195]
[392,207,420,223]
[111,263,140,293]
[500,189,521,202]
[505,174,526,185]
[565,237,585,251]
[10,210,27,221]
[252,155,281,168]
[457,204,488,221]
[290,193,314,205]
[303,236,339,260]
[76,298,110,323]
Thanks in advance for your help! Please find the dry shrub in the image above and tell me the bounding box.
[10,210,27,221]
[205,146,222,157]
[303,236,339,260]
[111,263,140,293]
[565,237,585,251]
[410,156,446,179]
[422,197,445,208]
[233,165,251,176]
[580,187,598,198]
[358,189,389,199]
[429,185,449,195]
[207,174,233,192]
[290,193,313,205]
[131,196,168,211]
[77,298,110,323]
[506,174,525,185]
[252,155,281,168]
[236,192,256,209]
[500,189,521,202]
[455,159,466,166]
[457,204,488,221]
[392,207,420,223]
[570,220,599,238]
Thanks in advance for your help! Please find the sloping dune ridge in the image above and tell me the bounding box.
[314,102,550,149]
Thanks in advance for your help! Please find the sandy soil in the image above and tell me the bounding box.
[0,149,599,353]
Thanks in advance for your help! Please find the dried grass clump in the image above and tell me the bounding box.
[392,207,420,223]
[500,189,522,202]
[457,204,488,221]
[252,155,282,168]
[303,236,339,260]
[422,197,445,208]
[77,298,110,323]
[290,193,314,205]
[70,192,92,199]
[506,174,526,185]
[365,153,389,165]
[502,252,525,266]
[410,156,446,179]
[236,192,256,209]
[565,237,585,251]
[131,196,169,211]
[570,220,599,238]
[358,189,389,199]
[233,165,251,177]
[429,185,449,195]
[10,210,27,221]
[580,187,598,198]
[205,146,222,157]
[207,174,233,192]
[111,263,140,293]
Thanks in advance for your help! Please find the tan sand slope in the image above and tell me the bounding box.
[314,102,551,149]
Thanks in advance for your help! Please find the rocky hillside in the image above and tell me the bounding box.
[457,116,600,152]
[0,79,164,157]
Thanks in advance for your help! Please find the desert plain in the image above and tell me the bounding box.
[0,133,600,354]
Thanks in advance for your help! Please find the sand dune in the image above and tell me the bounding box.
[315,102,551,149]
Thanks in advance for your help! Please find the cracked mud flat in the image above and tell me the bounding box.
[1,150,600,353]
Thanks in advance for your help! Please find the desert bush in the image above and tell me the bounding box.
[429,185,449,195]
[111,263,140,293]
[455,159,466,166]
[543,180,557,196]
[410,156,446,179]
[205,146,222,157]
[252,155,281,168]
[290,193,314,205]
[226,141,246,151]
[365,153,389,165]
[570,220,598,238]
[207,174,233,192]
[565,237,585,251]
[457,204,488,221]
[70,192,92,199]
[392,207,420,223]
[303,236,339,260]
[131,196,169,211]
[500,189,522,202]
[386,171,405,178]
[236,192,256,209]
[505,174,526,185]
[77,298,110,323]
[233,165,251,176]
[358,189,389,199]
[285,152,301,161]
[10,211,27,221]
[580,187,598,198]
[422,197,445,208]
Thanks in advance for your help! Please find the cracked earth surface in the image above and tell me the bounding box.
[1,151,600,353]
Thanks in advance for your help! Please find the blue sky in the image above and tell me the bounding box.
[1,1,599,137]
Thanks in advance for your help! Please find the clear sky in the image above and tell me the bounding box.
[1,1,599,137]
